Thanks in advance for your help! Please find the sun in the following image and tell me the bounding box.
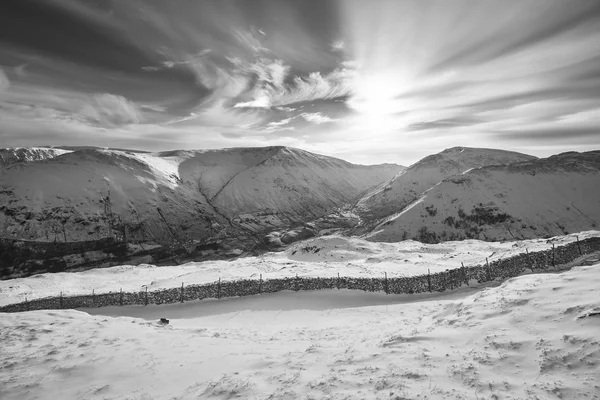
[346,71,418,132]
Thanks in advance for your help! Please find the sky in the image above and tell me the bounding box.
[1,0,599,165]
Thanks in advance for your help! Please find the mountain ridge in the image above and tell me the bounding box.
[2,145,598,277]
[364,150,600,243]
[0,147,72,167]
[352,146,537,228]
[0,146,403,250]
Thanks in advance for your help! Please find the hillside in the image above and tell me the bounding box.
[1,239,599,399]
[0,147,71,167]
[365,151,600,243]
[0,146,402,275]
[3,230,597,306]
[354,147,537,227]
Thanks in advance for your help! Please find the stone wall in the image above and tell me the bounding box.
[2,237,599,313]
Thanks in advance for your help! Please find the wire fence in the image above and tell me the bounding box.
[1,236,599,313]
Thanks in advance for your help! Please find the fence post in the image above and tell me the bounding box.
[427,269,431,292]
[576,236,582,255]
[259,274,262,294]
[60,291,63,309]
[120,288,123,306]
[552,243,555,267]
[295,274,299,291]
[217,278,221,299]
[180,282,184,303]
[384,272,389,294]
[92,289,95,307]
[145,287,148,306]
[337,272,340,290]
[25,296,29,312]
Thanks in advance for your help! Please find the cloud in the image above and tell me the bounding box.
[267,118,293,128]
[495,127,600,143]
[80,94,141,127]
[263,117,296,132]
[232,94,271,109]
[407,116,485,131]
[0,68,9,92]
[259,111,337,134]
[14,64,28,78]
[2,0,600,166]
[275,106,295,112]
[331,40,345,51]
[232,28,269,53]
[300,112,335,124]
[283,69,354,105]
[142,50,212,72]
[556,108,600,124]
[233,60,354,109]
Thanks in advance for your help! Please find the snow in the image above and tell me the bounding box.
[0,146,401,243]
[0,147,71,167]
[1,231,598,307]
[366,152,600,242]
[1,258,599,399]
[354,147,536,221]
[369,180,445,234]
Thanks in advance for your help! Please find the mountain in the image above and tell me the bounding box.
[0,146,403,275]
[354,147,537,226]
[0,147,71,167]
[364,151,600,243]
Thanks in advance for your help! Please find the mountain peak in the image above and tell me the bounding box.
[354,146,538,223]
[0,147,72,167]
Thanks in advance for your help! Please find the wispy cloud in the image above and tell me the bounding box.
[267,117,293,128]
[300,112,336,124]
[233,61,353,109]
[79,93,141,127]
[331,40,345,52]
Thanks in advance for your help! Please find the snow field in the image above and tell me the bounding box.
[1,262,599,399]
[1,231,598,307]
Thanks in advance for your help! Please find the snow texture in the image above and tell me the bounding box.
[1,255,599,399]
[2,231,598,307]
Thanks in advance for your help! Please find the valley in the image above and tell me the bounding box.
[1,146,599,278]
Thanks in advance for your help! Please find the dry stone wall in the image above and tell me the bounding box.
[2,237,599,313]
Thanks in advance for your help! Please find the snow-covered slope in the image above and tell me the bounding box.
[3,231,597,306]
[1,253,599,399]
[355,147,536,225]
[0,146,401,249]
[0,147,71,167]
[207,147,402,220]
[366,151,600,243]
[0,148,226,245]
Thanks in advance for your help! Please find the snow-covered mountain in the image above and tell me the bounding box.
[0,147,71,167]
[365,151,600,243]
[354,147,537,225]
[0,146,402,251]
